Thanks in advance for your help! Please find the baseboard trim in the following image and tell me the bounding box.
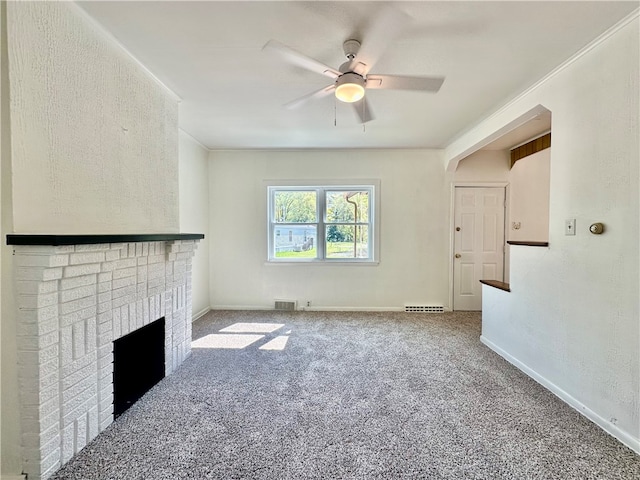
[480,335,640,454]
[192,307,211,321]
[210,305,404,312]
[302,306,404,312]
[210,305,279,311]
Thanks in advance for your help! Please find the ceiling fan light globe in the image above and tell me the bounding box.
[335,84,365,103]
[335,73,365,103]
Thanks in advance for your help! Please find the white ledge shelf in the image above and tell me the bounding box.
[480,280,511,292]
[506,240,549,247]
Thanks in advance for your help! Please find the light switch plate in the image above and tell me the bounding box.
[565,218,576,235]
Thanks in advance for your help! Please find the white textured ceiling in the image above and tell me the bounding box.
[77,1,638,150]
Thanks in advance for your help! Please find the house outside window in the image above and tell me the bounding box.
[267,184,377,263]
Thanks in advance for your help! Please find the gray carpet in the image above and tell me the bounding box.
[51,310,640,479]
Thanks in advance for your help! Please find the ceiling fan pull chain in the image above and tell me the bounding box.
[334,96,337,127]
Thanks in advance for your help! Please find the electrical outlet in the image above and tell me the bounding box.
[306,301,311,307]
[565,219,576,236]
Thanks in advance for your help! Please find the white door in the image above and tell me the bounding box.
[453,187,505,311]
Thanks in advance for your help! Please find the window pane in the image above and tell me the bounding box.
[269,185,374,263]
[274,191,317,223]
[274,225,317,259]
[326,225,369,258]
[326,191,369,223]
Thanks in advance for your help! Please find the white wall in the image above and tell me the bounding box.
[508,149,550,242]
[446,14,639,451]
[179,131,210,319]
[6,2,179,234]
[1,2,22,476]
[209,149,449,310]
[453,149,510,183]
[2,2,180,476]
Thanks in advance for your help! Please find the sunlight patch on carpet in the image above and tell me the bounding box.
[259,336,289,351]
[219,323,285,333]
[192,334,264,349]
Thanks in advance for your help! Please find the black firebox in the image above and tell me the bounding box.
[113,317,165,418]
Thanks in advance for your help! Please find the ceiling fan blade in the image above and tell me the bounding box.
[366,75,445,92]
[284,84,336,110]
[349,6,411,76]
[263,40,340,79]
[352,97,374,124]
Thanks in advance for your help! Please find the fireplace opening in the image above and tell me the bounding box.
[113,317,166,418]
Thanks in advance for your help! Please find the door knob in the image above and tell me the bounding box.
[455,253,461,258]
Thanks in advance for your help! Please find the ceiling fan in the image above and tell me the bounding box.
[263,7,445,124]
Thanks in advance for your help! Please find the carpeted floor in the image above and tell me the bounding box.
[51,310,640,479]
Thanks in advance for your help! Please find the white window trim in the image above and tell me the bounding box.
[266,180,380,264]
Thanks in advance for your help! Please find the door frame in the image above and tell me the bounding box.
[448,182,509,311]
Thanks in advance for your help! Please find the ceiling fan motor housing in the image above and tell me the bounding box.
[343,39,361,59]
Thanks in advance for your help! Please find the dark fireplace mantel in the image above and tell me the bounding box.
[7,233,204,246]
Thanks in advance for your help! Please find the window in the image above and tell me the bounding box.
[268,185,376,262]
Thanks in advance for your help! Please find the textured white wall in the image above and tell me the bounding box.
[7,2,179,234]
[208,149,449,310]
[1,2,22,476]
[508,149,550,242]
[179,131,210,318]
[3,2,180,477]
[447,15,639,451]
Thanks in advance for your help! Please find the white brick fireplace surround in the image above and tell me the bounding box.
[8,234,204,480]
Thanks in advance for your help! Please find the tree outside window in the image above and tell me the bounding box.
[268,185,375,262]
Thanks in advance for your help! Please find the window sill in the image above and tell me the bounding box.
[265,260,379,266]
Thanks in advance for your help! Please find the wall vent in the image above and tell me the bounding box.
[275,300,297,311]
[404,305,444,313]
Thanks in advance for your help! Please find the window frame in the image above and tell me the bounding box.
[267,182,379,264]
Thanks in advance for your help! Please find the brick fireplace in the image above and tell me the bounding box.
[8,234,203,480]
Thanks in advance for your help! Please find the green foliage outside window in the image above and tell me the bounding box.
[274,191,316,223]
[269,186,373,261]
